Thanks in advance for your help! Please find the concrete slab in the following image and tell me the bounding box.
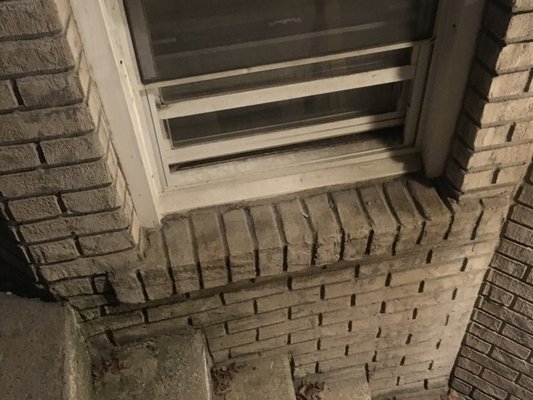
[0,293,92,400]
[296,367,370,400]
[94,330,212,400]
[218,356,296,400]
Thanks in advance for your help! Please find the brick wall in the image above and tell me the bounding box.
[0,1,532,400]
[0,0,142,299]
[445,0,533,199]
[450,169,533,400]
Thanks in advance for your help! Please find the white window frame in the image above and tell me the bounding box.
[70,0,485,225]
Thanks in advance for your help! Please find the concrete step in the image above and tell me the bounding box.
[93,329,212,400]
[0,293,92,400]
[295,367,371,400]
[213,356,296,400]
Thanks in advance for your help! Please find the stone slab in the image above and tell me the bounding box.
[94,329,212,400]
[296,367,370,400]
[0,293,91,400]
[221,356,296,400]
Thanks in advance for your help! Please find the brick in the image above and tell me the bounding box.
[491,254,528,278]
[513,298,533,318]
[147,295,221,322]
[112,317,189,345]
[450,377,473,395]
[457,357,483,375]
[478,34,533,72]
[462,143,532,170]
[209,330,257,352]
[224,280,286,304]
[0,156,115,198]
[49,277,93,297]
[276,199,313,269]
[470,322,530,359]
[255,287,320,313]
[294,346,345,366]
[60,173,126,215]
[291,296,350,319]
[40,126,108,165]
[304,194,342,265]
[0,143,40,173]
[486,4,533,41]
[227,309,288,334]
[488,270,533,302]
[325,274,387,299]
[472,309,503,331]
[480,298,533,332]
[499,239,533,265]
[68,294,110,310]
[0,103,96,146]
[67,207,132,236]
[511,204,533,229]
[191,301,255,327]
[482,369,533,399]
[0,0,70,39]
[407,179,451,242]
[291,267,354,290]
[383,180,424,251]
[107,269,145,304]
[249,205,283,277]
[454,368,507,400]
[39,255,116,282]
[491,347,532,376]
[259,316,316,340]
[330,189,370,260]
[477,196,510,237]
[290,322,348,343]
[505,221,533,247]
[230,336,287,357]
[471,62,530,98]
[78,230,135,256]
[163,218,199,294]
[461,346,519,381]
[502,324,533,348]
[468,91,533,126]
[483,283,514,306]
[223,209,256,281]
[0,80,17,110]
[358,185,397,255]
[8,195,61,222]
[93,276,110,293]
[463,333,492,354]
[17,58,89,108]
[0,31,78,79]
[457,116,512,150]
[139,265,173,301]
[191,211,227,288]
[19,218,70,243]
[519,375,533,392]
[29,238,79,264]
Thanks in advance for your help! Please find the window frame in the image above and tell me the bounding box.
[70,0,486,223]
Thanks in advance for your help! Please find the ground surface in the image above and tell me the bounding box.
[93,331,212,400]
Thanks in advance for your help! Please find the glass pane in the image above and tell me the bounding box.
[125,0,438,82]
[168,83,402,147]
[161,48,412,102]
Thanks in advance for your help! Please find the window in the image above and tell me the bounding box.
[124,0,436,174]
[71,0,485,219]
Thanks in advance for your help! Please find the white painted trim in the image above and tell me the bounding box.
[144,41,421,89]
[417,0,486,177]
[159,149,421,215]
[158,66,416,119]
[70,0,161,227]
[163,114,404,164]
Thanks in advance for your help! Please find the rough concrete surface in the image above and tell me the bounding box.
[296,367,371,400]
[221,356,296,400]
[0,293,91,400]
[94,330,212,400]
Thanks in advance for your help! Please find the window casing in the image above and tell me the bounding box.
[124,0,436,186]
[70,0,485,222]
